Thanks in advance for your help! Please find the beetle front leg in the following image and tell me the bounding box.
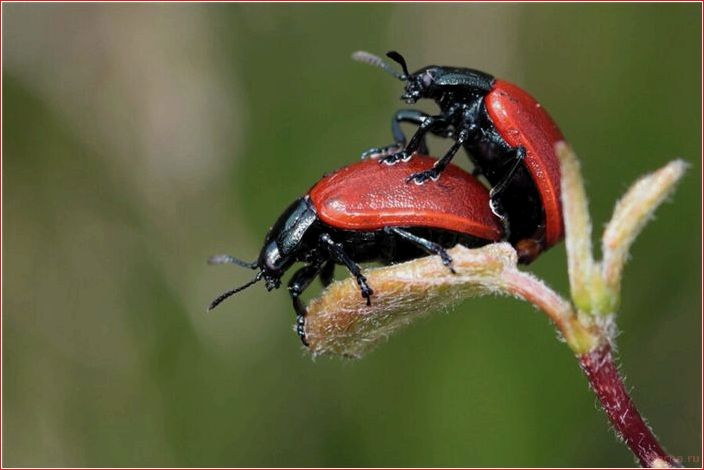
[366,113,450,165]
[361,110,443,160]
[382,113,451,165]
[288,262,325,346]
[390,109,453,155]
[319,233,373,305]
[407,127,471,184]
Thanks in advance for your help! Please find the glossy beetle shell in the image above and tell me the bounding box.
[485,79,564,247]
[309,155,503,241]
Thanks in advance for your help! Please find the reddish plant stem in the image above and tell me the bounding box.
[579,343,681,468]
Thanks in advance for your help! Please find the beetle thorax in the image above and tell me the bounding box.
[256,197,319,288]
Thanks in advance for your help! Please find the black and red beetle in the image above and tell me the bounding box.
[353,51,565,263]
[209,156,503,345]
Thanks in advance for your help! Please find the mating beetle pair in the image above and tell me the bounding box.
[209,51,565,346]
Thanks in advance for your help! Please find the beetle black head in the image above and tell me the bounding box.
[383,51,432,104]
[401,66,437,104]
[207,198,318,311]
[353,50,495,105]
[352,50,440,104]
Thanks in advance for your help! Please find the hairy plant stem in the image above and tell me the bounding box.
[580,343,682,468]
[499,269,681,467]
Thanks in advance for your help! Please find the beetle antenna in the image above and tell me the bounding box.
[386,51,410,79]
[208,272,263,311]
[207,254,258,269]
[351,50,406,80]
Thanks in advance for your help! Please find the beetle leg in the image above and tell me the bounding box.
[406,128,470,184]
[376,113,450,165]
[489,195,512,242]
[483,146,525,242]
[319,260,336,287]
[319,233,373,305]
[288,262,325,346]
[361,143,404,160]
[385,227,456,274]
[390,109,437,155]
[362,110,445,160]
[489,146,526,218]
[392,113,449,161]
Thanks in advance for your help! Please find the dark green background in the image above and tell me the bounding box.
[4,4,701,467]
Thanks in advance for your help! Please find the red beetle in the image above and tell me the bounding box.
[208,156,503,345]
[354,51,564,263]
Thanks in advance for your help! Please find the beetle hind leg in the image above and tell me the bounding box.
[386,227,456,274]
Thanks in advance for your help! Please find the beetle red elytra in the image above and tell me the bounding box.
[208,156,503,345]
[354,51,565,263]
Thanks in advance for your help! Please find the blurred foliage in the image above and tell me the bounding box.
[3,3,701,467]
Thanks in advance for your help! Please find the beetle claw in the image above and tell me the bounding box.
[358,279,374,306]
[362,144,404,161]
[407,169,439,185]
[296,314,309,346]
[489,198,506,220]
[373,150,412,165]
[441,254,456,274]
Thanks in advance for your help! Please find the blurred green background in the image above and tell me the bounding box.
[3,3,701,467]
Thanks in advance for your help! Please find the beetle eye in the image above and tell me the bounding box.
[422,72,433,87]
